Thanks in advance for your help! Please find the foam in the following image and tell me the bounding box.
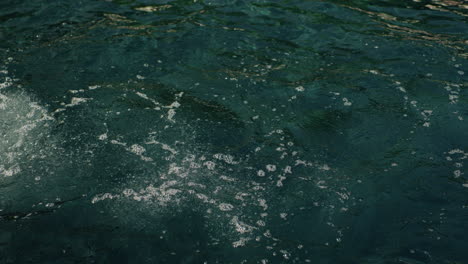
[0,72,55,178]
[219,203,234,211]
[109,139,153,161]
[65,97,92,107]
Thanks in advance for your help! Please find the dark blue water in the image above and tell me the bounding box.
[0,0,467,263]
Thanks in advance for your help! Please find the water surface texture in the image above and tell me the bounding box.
[0,0,467,263]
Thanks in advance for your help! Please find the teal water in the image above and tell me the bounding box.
[0,0,467,263]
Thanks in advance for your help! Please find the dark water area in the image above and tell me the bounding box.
[0,0,467,263]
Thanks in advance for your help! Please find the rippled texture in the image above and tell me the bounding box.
[0,0,467,263]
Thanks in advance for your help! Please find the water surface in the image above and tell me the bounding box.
[0,0,467,263]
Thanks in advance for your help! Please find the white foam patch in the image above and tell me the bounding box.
[295,86,305,92]
[65,97,92,107]
[109,139,153,161]
[135,91,161,110]
[232,237,251,248]
[0,76,13,90]
[213,153,239,164]
[219,203,234,211]
[98,133,108,140]
[163,92,183,123]
[122,182,182,204]
[88,110,359,256]
[203,161,216,170]
[231,216,256,234]
[91,193,120,204]
[342,98,352,106]
[266,164,276,172]
[130,144,146,155]
[257,170,265,177]
[445,149,467,185]
[0,73,56,178]
[0,165,21,177]
[145,139,178,154]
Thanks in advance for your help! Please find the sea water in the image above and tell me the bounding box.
[0,0,467,263]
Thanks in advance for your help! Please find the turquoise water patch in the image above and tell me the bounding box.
[0,0,467,263]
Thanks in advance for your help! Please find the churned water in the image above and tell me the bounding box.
[0,0,467,263]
